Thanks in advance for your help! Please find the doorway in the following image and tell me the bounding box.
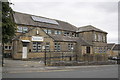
[86,47,90,54]
[22,43,28,59]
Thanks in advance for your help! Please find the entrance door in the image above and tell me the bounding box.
[22,43,28,59]
[86,47,90,54]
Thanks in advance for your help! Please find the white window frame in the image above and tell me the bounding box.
[94,34,97,41]
[47,29,52,34]
[43,29,48,33]
[17,26,23,32]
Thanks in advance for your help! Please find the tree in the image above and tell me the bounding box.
[2,2,16,43]
[2,1,16,66]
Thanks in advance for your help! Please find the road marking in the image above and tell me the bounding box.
[6,69,73,74]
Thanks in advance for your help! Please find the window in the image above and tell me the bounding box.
[98,34,103,42]
[32,42,42,52]
[23,27,28,33]
[99,47,103,53]
[98,34,100,41]
[54,43,61,51]
[43,29,52,34]
[75,33,79,37]
[43,29,47,33]
[17,26,22,32]
[101,35,103,41]
[103,36,106,42]
[68,43,73,51]
[58,31,61,34]
[4,46,12,50]
[98,34,102,41]
[4,46,8,50]
[9,46,12,50]
[64,31,69,36]
[48,29,52,34]
[55,30,58,34]
[72,33,75,37]
[57,43,61,51]
[17,26,28,33]
[54,43,57,51]
[55,30,61,35]
[38,43,42,52]
[45,43,50,51]
[33,42,37,52]
[94,34,97,41]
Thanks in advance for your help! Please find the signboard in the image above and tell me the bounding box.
[32,36,44,41]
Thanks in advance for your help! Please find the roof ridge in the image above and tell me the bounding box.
[14,11,57,20]
[77,25,107,33]
[14,11,76,26]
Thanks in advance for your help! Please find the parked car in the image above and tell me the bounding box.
[108,56,120,64]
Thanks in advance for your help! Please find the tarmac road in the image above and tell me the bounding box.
[3,65,118,78]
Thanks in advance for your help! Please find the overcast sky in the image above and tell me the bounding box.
[10,0,119,43]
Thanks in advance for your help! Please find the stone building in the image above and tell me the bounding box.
[4,12,108,62]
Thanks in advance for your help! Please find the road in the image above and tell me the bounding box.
[3,65,118,78]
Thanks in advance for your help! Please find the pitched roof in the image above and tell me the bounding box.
[113,44,120,50]
[49,34,78,42]
[107,43,115,50]
[13,11,77,32]
[49,34,92,46]
[76,38,93,46]
[77,25,107,33]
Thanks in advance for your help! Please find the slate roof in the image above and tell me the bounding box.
[49,34,78,42]
[76,38,93,46]
[13,11,77,32]
[49,34,92,46]
[107,43,115,50]
[113,44,120,50]
[107,43,120,50]
[77,25,107,33]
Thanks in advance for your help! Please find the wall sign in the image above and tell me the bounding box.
[32,36,44,41]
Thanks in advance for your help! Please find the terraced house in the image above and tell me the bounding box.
[4,12,108,62]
